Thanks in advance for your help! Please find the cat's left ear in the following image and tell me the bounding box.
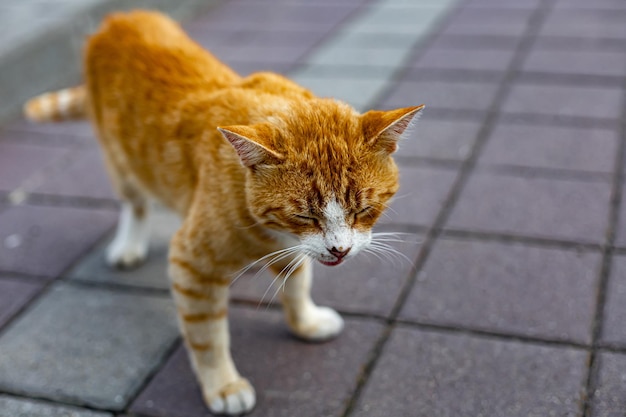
[218,125,284,168]
[361,105,425,155]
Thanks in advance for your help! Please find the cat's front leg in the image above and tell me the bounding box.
[168,253,255,415]
[273,257,344,341]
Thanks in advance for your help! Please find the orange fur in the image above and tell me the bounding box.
[24,10,424,414]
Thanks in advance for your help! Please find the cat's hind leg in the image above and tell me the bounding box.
[106,198,151,269]
[273,257,344,341]
[96,133,152,270]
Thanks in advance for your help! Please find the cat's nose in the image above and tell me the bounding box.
[328,246,351,259]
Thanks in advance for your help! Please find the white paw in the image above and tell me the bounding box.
[291,306,344,342]
[105,240,148,270]
[205,378,256,416]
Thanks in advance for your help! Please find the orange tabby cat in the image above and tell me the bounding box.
[24,10,423,415]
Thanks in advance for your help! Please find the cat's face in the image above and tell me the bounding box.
[220,101,423,266]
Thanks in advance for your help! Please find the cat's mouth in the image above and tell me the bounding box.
[319,258,343,267]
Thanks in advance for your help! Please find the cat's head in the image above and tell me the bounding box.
[219,100,423,266]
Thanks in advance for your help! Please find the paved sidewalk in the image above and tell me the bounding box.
[1,0,626,416]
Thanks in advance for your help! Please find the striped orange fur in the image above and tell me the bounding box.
[23,10,423,415]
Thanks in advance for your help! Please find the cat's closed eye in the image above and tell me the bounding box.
[293,214,319,226]
[353,206,374,222]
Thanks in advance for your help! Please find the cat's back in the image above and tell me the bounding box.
[93,10,188,46]
[85,10,240,102]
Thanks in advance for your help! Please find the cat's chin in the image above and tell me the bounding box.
[319,258,343,267]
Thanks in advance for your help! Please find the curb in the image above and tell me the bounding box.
[0,0,222,126]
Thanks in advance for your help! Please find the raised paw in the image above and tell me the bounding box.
[105,240,148,270]
[289,305,344,342]
[205,378,256,416]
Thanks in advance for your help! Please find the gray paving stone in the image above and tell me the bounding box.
[294,64,394,80]
[225,29,326,49]
[218,46,309,66]
[0,126,94,148]
[554,0,626,9]
[502,83,623,121]
[0,142,70,192]
[289,75,390,111]
[377,0,456,6]
[0,394,112,417]
[189,29,324,68]
[193,2,355,32]
[400,118,482,161]
[319,30,418,49]
[29,149,115,200]
[540,10,626,39]
[305,45,413,68]
[345,5,445,36]
[522,49,626,77]
[0,282,178,410]
[355,326,588,417]
[0,276,44,329]
[441,9,532,36]
[68,210,180,290]
[382,80,499,115]
[401,238,601,343]
[412,47,516,72]
[589,352,626,417]
[382,165,458,227]
[532,35,626,53]
[352,4,449,31]
[239,0,369,4]
[615,189,626,248]
[131,308,384,417]
[601,255,626,346]
[6,117,95,139]
[479,123,619,173]
[446,172,611,244]
[465,0,542,8]
[428,33,521,50]
[0,205,117,278]
[182,23,235,52]
[231,236,423,317]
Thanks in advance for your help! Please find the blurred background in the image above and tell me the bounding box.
[0,0,625,416]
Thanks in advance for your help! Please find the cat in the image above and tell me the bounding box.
[24,10,424,415]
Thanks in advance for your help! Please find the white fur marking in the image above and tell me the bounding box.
[106,202,150,268]
[299,197,373,263]
[323,199,352,252]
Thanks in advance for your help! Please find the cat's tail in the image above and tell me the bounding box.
[23,86,87,122]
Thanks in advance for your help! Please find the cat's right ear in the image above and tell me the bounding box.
[218,125,284,168]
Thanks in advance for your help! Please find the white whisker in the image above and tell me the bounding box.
[369,241,414,266]
[372,232,411,237]
[363,248,385,263]
[249,248,302,283]
[230,245,303,286]
[268,254,307,307]
[259,253,304,308]
[258,270,285,309]
[388,192,411,202]
[369,244,396,263]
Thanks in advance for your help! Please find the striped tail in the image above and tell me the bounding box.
[23,86,87,122]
